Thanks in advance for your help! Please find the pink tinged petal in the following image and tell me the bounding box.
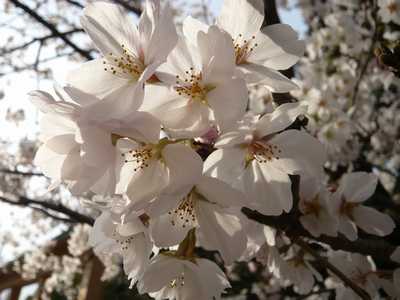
[117,218,147,237]
[255,102,306,137]
[61,147,82,180]
[143,3,178,65]
[203,148,247,187]
[106,111,161,144]
[115,139,141,194]
[197,26,236,85]
[162,143,203,194]
[29,90,78,115]
[249,24,305,70]
[34,144,72,179]
[352,206,395,237]
[126,159,169,205]
[150,213,194,247]
[87,82,144,121]
[29,90,57,113]
[197,201,247,265]
[39,114,77,143]
[196,176,246,208]
[207,78,248,132]
[244,161,293,215]
[138,255,183,294]
[157,38,198,83]
[339,172,378,203]
[196,258,231,294]
[90,165,117,195]
[268,130,327,177]
[215,128,254,149]
[82,1,140,57]
[44,134,77,154]
[79,125,114,167]
[66,59,128,99]
[182,16,209,46]
[141,85,211,138]
[217,0,264,38]
[146,192,186,218]
[391,247,400,263]
[338,216,358,241]
[124,233,152,284]
[237,63,299,91]
[299,176,320,204]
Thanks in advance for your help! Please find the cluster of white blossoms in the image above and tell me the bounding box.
[30,0,399,299]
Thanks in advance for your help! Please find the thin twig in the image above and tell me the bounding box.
[294,238,371,300]
[8,0,92,60]
[0,195,94,225]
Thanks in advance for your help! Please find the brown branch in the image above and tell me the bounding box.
[0,195,94,225]
[111,0,142,15]
[8,0,92,60]
[0,169,44,177]
[0,29,84,56]
[295,238,372,300]
[242,207,396,265]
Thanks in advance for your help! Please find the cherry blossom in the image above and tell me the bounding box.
[137,254,230,300]
[331,172,395,241]
[205,103,326,215]
[141,25,248,137]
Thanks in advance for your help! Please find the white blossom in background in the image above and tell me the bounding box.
[299,177,338,237]
[378,0,400,25]
[331,172,395,241]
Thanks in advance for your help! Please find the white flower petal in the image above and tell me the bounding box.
[238,63,299,91]
[162,143,203,194]
[268,129,327,177]
[249,24,304,70]
[217,0,264,38]
[66,59,128,99]
[339,172,378,203]
[196,176,246,208]
[150,213,193,247]
[352,206,395,237]
[197,201,247,264]
[207,78,248,132]
[82,1,140,57]
[244,161,293,215]
[255,102,306,137]
[204,148,247,187]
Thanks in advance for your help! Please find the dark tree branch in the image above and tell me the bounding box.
[0,29,84,56]
[111,0,142,15]
[242,207,396,265]
[8,0,93,60]
[295,238,372,300]
[0,169,44,177]
[0,195,94,225]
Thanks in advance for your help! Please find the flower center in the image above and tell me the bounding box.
[246,140,282,165]
[168,192,197,228]
[174,69,213,105]
[387,2,398,14]
[233,34,258,65]
[170,274,185,288]
[103,44,145,80]
[121,145,155,172]
[300,195,322,217]
[339,197,358,218]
